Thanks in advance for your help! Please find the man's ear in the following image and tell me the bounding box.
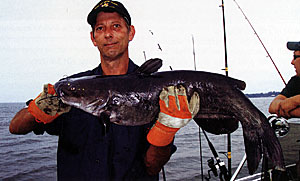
[90,31,97,46]
[129,25,135,41]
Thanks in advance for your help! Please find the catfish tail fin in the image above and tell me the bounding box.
[261,118,285,169]
[243,113,285,174]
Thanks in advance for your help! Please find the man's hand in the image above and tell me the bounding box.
[28,84,70,124]
[147,85,200,146]
[269,94,300,118]
[269,95,287,117]
[279,95,300,118]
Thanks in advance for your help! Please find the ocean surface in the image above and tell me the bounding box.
[0,97,298,181]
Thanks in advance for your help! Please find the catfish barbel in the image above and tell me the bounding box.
[54,58,284,174]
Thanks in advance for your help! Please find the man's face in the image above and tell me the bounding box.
[291,50,300,76]
[91,12,135,61]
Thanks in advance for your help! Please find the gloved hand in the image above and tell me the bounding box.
[28,84,71,124]
[147,85,200,146]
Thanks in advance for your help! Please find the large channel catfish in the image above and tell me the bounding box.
[54,58,284,174]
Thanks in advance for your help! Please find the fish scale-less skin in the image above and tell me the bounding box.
[55,71,243,127]
[224,89,284,174]
[54,70,284,174]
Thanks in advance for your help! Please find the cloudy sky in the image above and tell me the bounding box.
[1,0,299,102]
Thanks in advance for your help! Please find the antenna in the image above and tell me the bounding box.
[192,35,197,71]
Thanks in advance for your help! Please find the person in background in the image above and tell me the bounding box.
[269,41,300,181]
[269,41,300,118]
[9,1,199,180]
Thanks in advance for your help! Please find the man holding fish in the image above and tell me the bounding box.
[269,41,300,118]
[9,1,199,180]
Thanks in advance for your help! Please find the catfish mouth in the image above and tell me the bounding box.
[55,81,110,113]
[55,88,73,106]
[54,83,64,99]
[54,81,78,104]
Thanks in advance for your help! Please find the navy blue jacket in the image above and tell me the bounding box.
[35,59,158,180]
[280,76,300,98]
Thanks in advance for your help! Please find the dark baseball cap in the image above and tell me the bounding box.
[87,0,131,27]
[287,41,300,51]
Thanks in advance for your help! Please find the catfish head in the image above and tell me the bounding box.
[54,75,109,116]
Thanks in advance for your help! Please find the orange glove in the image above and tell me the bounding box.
[147,85,200,146]
[28,84,71,124]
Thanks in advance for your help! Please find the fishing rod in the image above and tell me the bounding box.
[202,128,230,181]
[149,30,163,52]
[219,0,231,177]
[232,0,286,85]
[220,0,229,77]
[192,35,205,181]
[143,51,147,61]
[145,29,168,181]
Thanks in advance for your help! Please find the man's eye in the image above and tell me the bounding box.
[113,24,120,28]
[96,26,103,31]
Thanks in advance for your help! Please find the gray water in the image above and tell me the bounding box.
[0,97,289,180]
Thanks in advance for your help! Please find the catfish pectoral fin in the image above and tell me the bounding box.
[135,58,162,75]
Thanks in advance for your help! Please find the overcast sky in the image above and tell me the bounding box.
[1,0,299,102]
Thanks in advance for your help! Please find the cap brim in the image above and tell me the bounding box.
[88,8,113,26]
[287,42,300,51]
[87,8,130,26]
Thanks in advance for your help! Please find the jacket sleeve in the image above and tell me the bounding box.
[144,143,176,175]
[33,114,64,135]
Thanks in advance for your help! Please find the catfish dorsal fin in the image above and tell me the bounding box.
[136,58,162,75]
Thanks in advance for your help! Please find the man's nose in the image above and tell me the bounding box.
[104,28,113,38]
[291,59,295,65]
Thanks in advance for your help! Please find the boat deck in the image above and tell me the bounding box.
[269,122,300,180]
[278,123,300,166]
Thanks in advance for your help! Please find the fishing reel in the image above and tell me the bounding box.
[205,158,218,180]
[205,157,229,181]
[268,115,289,138]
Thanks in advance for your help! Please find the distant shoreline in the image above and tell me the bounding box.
[246,91,280,98]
